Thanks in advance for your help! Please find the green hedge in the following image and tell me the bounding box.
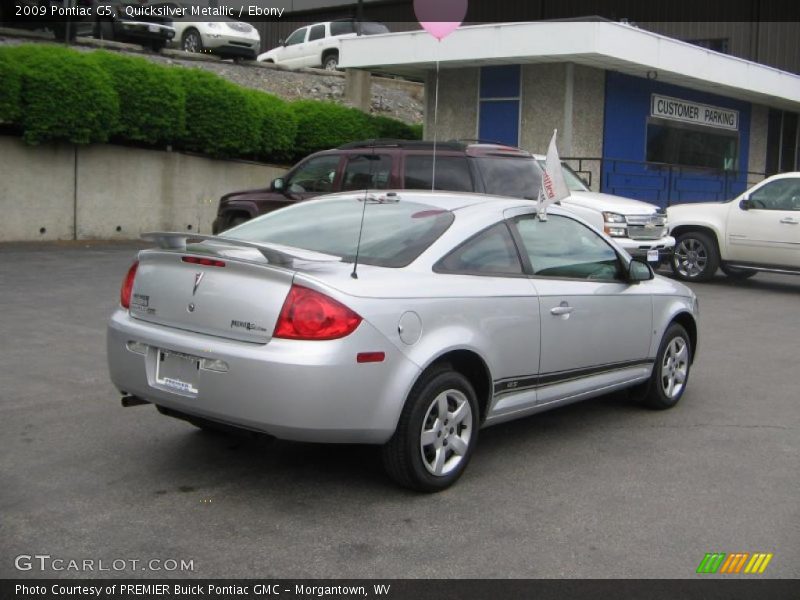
[6,45,119,145]
[0,52,22,124]
[88,51,185,145]
[0,44,421,161]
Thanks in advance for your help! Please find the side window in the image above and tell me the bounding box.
[308,24,326,42]
[330,21,355,36]
[749,178,800,211]
[436,223,523,275]
[285,28,307,46]
[286,155,341,193]
[404,155,473,192]
[514,214,623,281]
[341,155,392,190]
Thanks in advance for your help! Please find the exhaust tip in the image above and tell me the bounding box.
[121,395,149,407]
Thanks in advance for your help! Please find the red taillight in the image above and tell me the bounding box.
[120,260,139,309]
[182,256,226,267]
[274,285,362,340]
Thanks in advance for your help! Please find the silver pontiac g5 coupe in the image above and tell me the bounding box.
[107,191,699,492]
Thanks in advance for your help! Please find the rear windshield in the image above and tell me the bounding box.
[474,157,542,199]
[227,198,454,268]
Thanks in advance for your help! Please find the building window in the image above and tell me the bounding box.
[646,120,739,171]
[765,109,798,175]
[478,65,521,147]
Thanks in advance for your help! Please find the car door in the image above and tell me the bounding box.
[725,177,800,268]
[510,211,653,405]
[279,27,308,67]
[304,23,327,67]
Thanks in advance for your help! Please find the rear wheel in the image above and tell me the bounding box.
[226,216,248,231]
[720,264,756,280]
[638,323,692,410]
[322,52,339,70]
[382,368,478,492]
[671,231,719,282]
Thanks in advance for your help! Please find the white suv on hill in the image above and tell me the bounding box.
[667,172,800,281]
[257,20,389,70]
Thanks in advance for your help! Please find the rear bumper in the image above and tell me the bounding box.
[107,309,419,444]
[117,21,175,41]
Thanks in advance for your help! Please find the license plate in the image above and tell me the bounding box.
[156,350,200,395]
[647,249,660,263]
[148,24,159,33]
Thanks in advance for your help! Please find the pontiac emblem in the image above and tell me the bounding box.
[192,272,204,296]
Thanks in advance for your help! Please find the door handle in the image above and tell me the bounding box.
[779,217,798,225]
[550,305,574,316]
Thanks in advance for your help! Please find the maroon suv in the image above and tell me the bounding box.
[212,141,543,233]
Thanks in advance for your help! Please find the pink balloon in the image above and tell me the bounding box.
[414,0,467,40]
[418,22,462,41]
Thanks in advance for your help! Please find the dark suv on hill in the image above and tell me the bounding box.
[212,141,546,233]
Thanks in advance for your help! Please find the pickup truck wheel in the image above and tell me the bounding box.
[226,216,248,230]
[671,231,719,282]
[323,52,339,70]
[720,264,756,280]
[638,323,692,410]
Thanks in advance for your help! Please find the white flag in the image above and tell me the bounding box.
[537,129,570,220]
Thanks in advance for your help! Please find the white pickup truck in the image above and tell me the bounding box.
[667,172,800,281]
[537,157,675,264]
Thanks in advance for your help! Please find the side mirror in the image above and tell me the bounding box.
[739,196,751,210]
[271,177,285,192]
[628,258,654,283]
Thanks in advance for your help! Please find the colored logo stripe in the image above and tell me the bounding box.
[744,553,773,574]
[697,552,773,574]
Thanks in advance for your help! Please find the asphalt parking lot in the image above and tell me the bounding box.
[1,242,798,579]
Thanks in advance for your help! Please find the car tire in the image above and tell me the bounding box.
[182,29,203,53]
[382,367,479,492]
[637,323,692,410]
[226,216,248,231]
[670,231,719,282]
[322,52,339,71]
[720,264,756,280]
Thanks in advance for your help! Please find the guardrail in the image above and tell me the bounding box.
[562,157,767,208]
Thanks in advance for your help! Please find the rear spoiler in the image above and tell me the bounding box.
[141,232,341,266]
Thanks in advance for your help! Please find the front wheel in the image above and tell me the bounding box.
[671,231,720,282]
[639,323,692,410]
[382,368,478,492]
[182,29,203,53]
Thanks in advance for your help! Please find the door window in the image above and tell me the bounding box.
[308,24,326,41]
[514,214,623,281]
[285,28,307,46]
[749,178,800,211]
[286,155,340,193]
[404,155,473,192]
[341,155,392,190]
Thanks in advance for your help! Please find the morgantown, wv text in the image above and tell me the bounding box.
[15,584,393,598]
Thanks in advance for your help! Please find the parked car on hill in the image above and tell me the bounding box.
[92,0,175,51]
[158,2,260,59]
[257,20,390,70]
[667,172,800,281]
[212,141,675,264]
[109,191,698,491]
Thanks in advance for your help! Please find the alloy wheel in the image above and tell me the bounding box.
[673,238,708,279]
[419,389,472,476]
[661,337,689,399]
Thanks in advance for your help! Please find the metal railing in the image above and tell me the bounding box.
[562,157,768,208]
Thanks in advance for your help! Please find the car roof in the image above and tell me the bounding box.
[336,139,532,158]
[316,189,538,213]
